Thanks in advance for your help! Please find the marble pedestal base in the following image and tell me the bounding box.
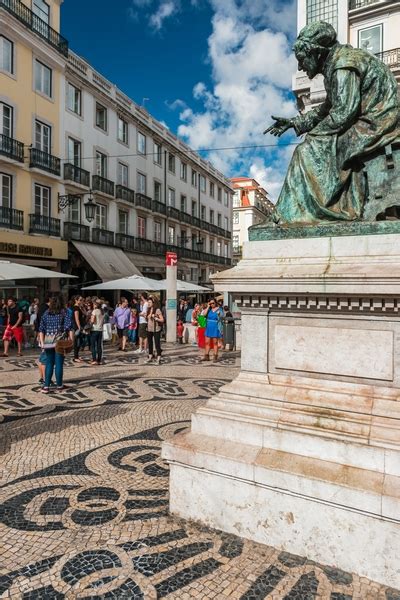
[162,233,400,588]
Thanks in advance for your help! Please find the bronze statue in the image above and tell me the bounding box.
[264,21,400,225]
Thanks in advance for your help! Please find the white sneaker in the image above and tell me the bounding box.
[145,356,153,364]
[133,348,143,354]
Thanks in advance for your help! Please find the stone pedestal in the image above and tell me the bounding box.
[162,232,400,588]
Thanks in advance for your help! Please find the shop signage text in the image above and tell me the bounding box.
[0,243,53,257]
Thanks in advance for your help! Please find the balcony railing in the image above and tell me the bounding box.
[135,193,152,211]
[63,221,90,242]
[0,134,24,162]
[92,227,114,245]
[29,214,60,236]
[0,0,68,56]
[64,163,90,187]
[152,199,167,215]
[0,206,23,230]
[116,185,135,204]
[92,175,114,196]
[134,237,154,253]
[29,148,60,176]
[167,206,181,221]
[349,0,382,9]
[115,232,136,252]
[377,48,400,70]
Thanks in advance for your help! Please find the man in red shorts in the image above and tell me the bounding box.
[3,297,24,357]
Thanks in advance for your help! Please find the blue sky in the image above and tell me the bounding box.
[61,0,298,198]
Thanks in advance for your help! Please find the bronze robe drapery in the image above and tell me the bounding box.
[273,44,400,224]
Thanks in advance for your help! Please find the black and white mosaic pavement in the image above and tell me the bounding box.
[0,345,398,599]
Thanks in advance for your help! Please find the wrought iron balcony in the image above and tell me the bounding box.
[29,214,60,236]
[224,230,232,239]
[0,0,68,56]
[134,237,153,253]
[92,227,114,245]
[29,148,61,176]
[0,134,24,162]
[349,0,383,9]
[377,48,400,71]
[0,206,23,230]
[63,221,90,242]
[167,206,180,221]
[180,211,193,225]
[64,163,90,187]
[152,199,167,215]
[92,175,114,196]
[115,232,136,252]
[135,193,152,211]
[116,185,135,204]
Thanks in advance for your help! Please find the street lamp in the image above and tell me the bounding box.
[58,190,97,223]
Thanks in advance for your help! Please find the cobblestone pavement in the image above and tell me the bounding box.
[0,345,398,599]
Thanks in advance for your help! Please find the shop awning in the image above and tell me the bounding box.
[73,243,142,281]
[0,261,76,281]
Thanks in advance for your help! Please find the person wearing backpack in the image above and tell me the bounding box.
[90,299,104,365]
[38,295,73,393]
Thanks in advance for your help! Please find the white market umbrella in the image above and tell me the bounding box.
[82,274,161,291]
[0,261,77,281]
[156,280,211,292]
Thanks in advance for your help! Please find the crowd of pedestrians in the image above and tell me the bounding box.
[0,292,234,392]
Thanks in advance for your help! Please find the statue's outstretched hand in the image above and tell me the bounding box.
[264,116,293,137]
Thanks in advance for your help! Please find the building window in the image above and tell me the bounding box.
[34,183,50,216]
[217,213,222,227]
[180,229,187,246]
[66,82,81,115]
[306,0,337,29]
[201,205,206,220]
[217,187,222,203]
[209,239,214,255]
[0,36,13,74]
[68,137,81,166]
[35,120,51,153]
[0,103,13,138]
[96,151,107,177]
[34,60,52,97]
[210,181,215,197]
[137,172,146,194]
[200,175,206,193]
[33,0,49,24]
[224,190,229,207]
[118,210,128,235]
[191,169,197,187]
[154,181,162,203]
[137,215,146,238]
[233,192,240,207]
[233,211,239,224]
[191,267,198,282]
[168,225,175,245]
[117,117,128,144]
[224,216,229,230]
[180,162,187,181]
[95,103,107,131]
[118,162,129,186]
[168,187,175,207]
[137,131,146,155]
[191,200,197,217]
[233,234,239,251]
[180,195,186,213]
[217,241,222,256]
[358,25,383,55]
[224,243,228,258]
[210,209,214,224]
[95,203,107,229]
[0,173,12,208]
[154,142,162,165]
[168,153,175,174]
[68,197,80,223]
[154,221,161,242]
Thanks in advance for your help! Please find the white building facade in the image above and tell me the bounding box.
[231,177,274,265]
[294,0,400,112]
[60,51,233,287]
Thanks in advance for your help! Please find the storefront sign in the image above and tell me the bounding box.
[0,242,53,257]
[165,252,178,267]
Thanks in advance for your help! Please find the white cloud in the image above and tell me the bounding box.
[175,0,297,200]
[149,1,180,30]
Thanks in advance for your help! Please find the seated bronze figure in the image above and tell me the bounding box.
[265,21,400,225]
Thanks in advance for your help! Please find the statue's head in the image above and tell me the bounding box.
[294,21,337,79]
